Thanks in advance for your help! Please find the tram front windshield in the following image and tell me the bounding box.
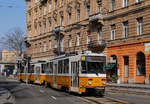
[82,61,105,74]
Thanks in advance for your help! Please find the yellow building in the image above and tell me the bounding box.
[0,50,17,75]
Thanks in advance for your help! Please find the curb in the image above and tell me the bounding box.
[0,88,15,104]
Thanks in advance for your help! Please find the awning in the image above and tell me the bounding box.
[105,63,116,70]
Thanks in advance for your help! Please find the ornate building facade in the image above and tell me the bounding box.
[25,0,106,62]
[26,0,150,84]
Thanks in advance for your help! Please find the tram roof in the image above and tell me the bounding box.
[50,53,106,61]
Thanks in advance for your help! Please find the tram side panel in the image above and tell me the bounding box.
[56,59,70,90]
[45,62,54,87]
[20,73,25,82]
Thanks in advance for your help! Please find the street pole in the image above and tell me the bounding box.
[26,59,28,85]
[58,31,61,56]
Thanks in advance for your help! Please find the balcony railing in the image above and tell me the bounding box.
[40,0,47,5]
[53,48,65,55]
[24,37,31,47]
[89,13,103,21]
[88,40,106,51]
[54,26,64,33]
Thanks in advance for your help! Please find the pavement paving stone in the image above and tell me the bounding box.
[107,83,150,96]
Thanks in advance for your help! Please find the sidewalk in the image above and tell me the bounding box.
[0,88,15,104]
[106,83,150,96]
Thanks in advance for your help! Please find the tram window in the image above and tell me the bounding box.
[87,62,105,74]
[81,61,87,73]
[64,59,69,73]
[58,60,64,74]
[41,64,46,73]
[50,62,53,73]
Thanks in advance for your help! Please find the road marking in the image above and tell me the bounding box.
[39,90,45,93]
[51,96,57,100]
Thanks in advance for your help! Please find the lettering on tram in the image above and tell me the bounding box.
[19,53,106,96]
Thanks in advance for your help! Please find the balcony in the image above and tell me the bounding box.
[24,37,31,48]
[89,13,103,22]
[88,40,106,52]
[54,26,64,33]
[40,0,47,5]
[53,48,65,55]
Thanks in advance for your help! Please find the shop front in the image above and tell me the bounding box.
[106,42,150,84]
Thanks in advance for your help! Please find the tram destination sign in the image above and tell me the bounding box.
[85,56,106,62]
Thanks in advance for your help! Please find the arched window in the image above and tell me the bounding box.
[136,52,146,76]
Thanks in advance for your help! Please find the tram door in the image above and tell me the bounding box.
[35,66,40,83]
[71,62,79,92]
[53,62,57,88]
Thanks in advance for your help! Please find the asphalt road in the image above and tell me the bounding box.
[1,77,150,104]
[0,78,95,104]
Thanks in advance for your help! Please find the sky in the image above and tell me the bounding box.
[0,0,26,36]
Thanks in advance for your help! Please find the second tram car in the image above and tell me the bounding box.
[20,61,46,85]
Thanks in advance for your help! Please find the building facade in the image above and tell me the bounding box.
[0,50,18,75]
[25,0,150,84]
[25,0,106,62]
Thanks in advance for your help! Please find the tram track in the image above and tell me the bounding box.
[79,96,132,104]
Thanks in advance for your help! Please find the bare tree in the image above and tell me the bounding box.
[0,27,25,57]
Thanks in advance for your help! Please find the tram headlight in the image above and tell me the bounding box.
[88,81,92,85]
[102,79,106,85]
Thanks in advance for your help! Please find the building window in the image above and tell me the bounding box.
[68,13,72,24]
[61,37,64,51]
[123,0,128,7]
[49,1,52,12]
[111,0,115,11]
[98,30,102,44]
[39,43,42,52]
[40,7,42,16]
[55,0,57,9]
[62,0,64,6]
[49,18,52,31]
[136,0,143,3]
[43,21,46,33]
[6,55,8,60]
[87,36,91,44]
[35,44,37,53]
[35,0,38,3]
[137,17,143,36]
[44,41,47,52]
[86,6,90,18]
[34,22,37,35]
[124,56,129,77]
[68,35,72,47]
[136,52,145,76]
[54,18,57,28]
[61,15,64,26]
[44,6,47,15]
[49,40,52,49]
[123,21,128,38]
[77,9,80,22]
[77,32,80,46]
[111,25,116,40]
[39,22,42,34]
[55,39,57,48]
[98,2,102,13]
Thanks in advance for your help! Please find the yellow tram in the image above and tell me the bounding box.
[19,53,106,95]
[45,53,106,95]
[19,62,46,85]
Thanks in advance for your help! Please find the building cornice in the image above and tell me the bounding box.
[104,1,150,20]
